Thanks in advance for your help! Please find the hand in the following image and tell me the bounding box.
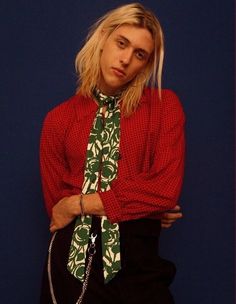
[50,195,80,233]
[161,205,183,229]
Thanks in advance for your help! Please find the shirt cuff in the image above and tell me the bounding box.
[99,187,122,223]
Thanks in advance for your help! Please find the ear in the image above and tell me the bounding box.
[99,28,107,39]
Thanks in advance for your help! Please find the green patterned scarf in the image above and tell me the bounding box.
[67,89,121,284]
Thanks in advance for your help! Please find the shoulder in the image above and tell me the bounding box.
[143,88,182,107]
[41,95,80,137]
[143,88,185,122]
[44,95,79,124]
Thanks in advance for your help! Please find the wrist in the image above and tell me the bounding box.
[79,194,85,216]
[83,193,105,216]
[70,195,81,216]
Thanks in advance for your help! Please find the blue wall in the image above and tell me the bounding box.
[1,1,234,303]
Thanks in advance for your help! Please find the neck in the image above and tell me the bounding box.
[96,87,120,97]
[93,87,121,99]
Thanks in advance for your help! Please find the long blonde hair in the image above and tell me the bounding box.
[75,3,164,116]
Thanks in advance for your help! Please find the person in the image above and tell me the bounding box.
[40,3,185,304]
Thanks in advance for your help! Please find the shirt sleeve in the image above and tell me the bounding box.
[99,91,185,223]
[39,110,69,217]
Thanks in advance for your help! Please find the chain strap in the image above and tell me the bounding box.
[47,232,58,304]
[76,233,97,304]
[47,232,97,304]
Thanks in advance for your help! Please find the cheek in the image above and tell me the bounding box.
[100,41,114,62]
[99,53,109,78]
[100,49,106,66]
[100,48,113,73]
[129,62,147,79]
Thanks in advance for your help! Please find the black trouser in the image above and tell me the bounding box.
[40,217,176,304]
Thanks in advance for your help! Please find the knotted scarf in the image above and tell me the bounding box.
[67,89,121,283]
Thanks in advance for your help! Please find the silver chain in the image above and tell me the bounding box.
[47,232,58,304]
[76,233,97,304]
[47,232,97,304]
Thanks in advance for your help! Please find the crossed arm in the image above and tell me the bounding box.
[49,193,183,233]
[41,91,185,233]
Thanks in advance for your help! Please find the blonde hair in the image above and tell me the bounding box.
[75,3,164,116]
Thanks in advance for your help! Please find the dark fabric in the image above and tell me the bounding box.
[40,217,176,304]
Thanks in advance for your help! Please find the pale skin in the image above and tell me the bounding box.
[50,24,183,233]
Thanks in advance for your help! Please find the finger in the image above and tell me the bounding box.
[50,218,55,226]
[163,212,183,220]
[167,205,181,213]
[161,214,183,224]
[50,225,57,233]
[161,219,176,225]
[50,227,56,233]
[161,223,172,228]
[174,205,181,211]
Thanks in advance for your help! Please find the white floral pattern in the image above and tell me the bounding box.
[67,90,121,283]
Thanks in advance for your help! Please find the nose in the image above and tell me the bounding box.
[120,48,133,66]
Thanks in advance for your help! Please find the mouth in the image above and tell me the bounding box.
[112,67,126,77]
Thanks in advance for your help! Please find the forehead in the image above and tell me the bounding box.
[109,24,154,54]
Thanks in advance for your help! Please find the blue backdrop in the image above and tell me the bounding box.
[1,1,234,303]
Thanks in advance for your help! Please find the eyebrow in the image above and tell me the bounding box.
[116,34,151,56]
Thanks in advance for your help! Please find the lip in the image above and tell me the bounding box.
[112,67,126,77]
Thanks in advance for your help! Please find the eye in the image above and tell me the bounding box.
[135,51,146,61]
[117,39,126,49]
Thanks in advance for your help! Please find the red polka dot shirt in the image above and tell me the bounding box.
[40,88,185,223]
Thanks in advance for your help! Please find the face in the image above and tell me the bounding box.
[98,24,154,95]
